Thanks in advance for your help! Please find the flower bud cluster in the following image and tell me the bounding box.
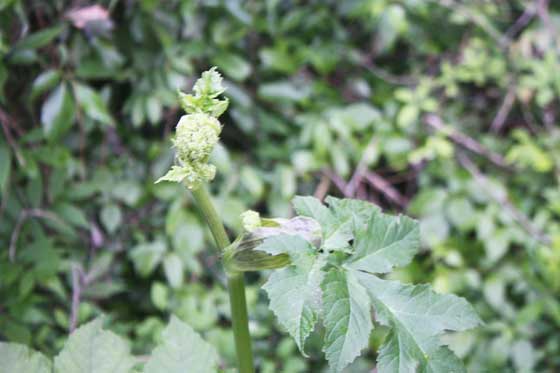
[173,113,221,164]
[156,68,228,189]
[241,210,262,232]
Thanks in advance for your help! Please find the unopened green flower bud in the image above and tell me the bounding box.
[241,210,261,232]
[155,68,228,189]
[173,113,221,163]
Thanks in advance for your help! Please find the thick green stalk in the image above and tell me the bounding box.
[191,186,255,373]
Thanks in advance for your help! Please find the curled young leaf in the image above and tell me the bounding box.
[177,67,229,117]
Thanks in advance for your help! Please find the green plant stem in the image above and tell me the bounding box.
[191,186,255,373]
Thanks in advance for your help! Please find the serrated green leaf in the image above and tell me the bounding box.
[292,196,350,250]
[144,315,219,373]
[178,67,229,117]
[193,67,226,98]
[324,196,381,225]
[345,213,419,274]
[54,318,135,373]
[261,235,324,353]
[353,271,481,373]
[41,83,75,140]
[321,268,373,372]
[0,342,51,373]
[292,196,333,228]
[155,166,189,184]
[292,196,380,251]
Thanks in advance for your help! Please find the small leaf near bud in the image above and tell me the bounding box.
[193,67,226,98]
[177,67,228,116]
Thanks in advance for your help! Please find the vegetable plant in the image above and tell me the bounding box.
[0,69,481,372]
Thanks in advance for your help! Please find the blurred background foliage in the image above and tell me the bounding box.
[1,0,560,371]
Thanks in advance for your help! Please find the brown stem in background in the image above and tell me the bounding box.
[505,3,536,39]
[313,173,331,201]
[490,85,516,133]
[345,137,377,197]
[424,114,513,170]
[69,265,83,333]
[537,0,557,42]
[0,109,26,167]
[458,152,550,245]
[321,169,351,197]
[364,172,409,209]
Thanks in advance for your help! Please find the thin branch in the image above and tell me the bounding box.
[9,212,28,262]
[0,106,24,136]
[313,173,331,201]
[537,0,557,43]
[321,169,351,197]
[345,137,377,197]
[364,172,409,209]
[458,152,550,245]
[0,109,26,167]
[424,114,513,170]
[69,265,83,333]
[505,3,536,39]
[490,85,516,133]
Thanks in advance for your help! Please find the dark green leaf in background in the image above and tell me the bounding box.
[41,83,75,140]
[0,141,10,196]
[10,25,64,53]
[73,83,114,126]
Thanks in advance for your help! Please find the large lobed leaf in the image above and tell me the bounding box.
[144,315,219,373]
[354,271,482,373]
[0,316,219,373]
[292,196,380,251]
[261,234,325,354]
[321,268,373,372]
[261,196,481,373]
[346,212,419,274]
[0,343,51,373]
[54,318,136,373]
